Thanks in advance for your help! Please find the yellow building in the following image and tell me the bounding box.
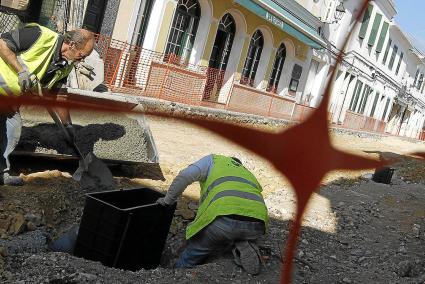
[108,0,325,117]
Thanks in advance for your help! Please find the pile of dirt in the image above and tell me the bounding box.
[396,158,425,184]
[1,106,424,283]
[0,171,424,283]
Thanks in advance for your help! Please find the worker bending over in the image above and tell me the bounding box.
[0,23,94,186]
[157,154,268,275]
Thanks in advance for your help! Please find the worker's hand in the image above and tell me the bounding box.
[76,61,95,78]
[64,122,76,143]
[156,197,173,207]
[17,70,37,92]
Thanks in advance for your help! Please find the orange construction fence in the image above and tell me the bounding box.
[94,34,300,121]
[342,111,387,133]
[93,34,425,141]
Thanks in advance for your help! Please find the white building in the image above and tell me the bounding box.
[299,0,425,139]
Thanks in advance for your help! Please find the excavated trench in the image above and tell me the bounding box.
[0,106,175,279]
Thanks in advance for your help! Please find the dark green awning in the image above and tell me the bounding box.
[235,0,325,49]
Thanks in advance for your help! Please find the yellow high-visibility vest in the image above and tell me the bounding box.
[186,154,269,240]
[0,23,73,96]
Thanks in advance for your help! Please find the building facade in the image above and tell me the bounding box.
[107,0,328,110]
[2,0,424,139]
[301,0,425,139]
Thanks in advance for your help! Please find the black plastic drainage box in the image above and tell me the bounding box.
[73,188,176,271]
[372,167,395,184]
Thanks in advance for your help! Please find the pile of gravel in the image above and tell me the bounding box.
[17,107,149,163]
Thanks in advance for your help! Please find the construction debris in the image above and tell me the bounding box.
[0,107,424,283]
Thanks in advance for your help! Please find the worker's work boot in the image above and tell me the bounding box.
[233,241,262,275]
[1,173,24,186]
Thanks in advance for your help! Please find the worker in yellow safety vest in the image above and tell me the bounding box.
[0,23,94,186]
[157,154,269,275]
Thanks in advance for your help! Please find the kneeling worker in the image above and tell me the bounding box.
[157,154,268,275]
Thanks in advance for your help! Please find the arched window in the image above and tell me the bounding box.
[209,13,236,70]
[204,13,236,101]
[165,0,201,63]
[241,30,264,86]
[267,43,286,93]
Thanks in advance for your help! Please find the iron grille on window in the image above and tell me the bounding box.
[241,30,264,86]
[165,0,200,64]
[267,43,286,93]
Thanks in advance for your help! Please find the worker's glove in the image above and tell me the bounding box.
[63,122,76,144]
[17,70,37,92]
[156,197,174,207]
[76,61,95,79]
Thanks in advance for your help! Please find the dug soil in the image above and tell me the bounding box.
[0,114,424,284]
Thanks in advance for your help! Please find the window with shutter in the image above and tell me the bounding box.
[381,98,390,121]
[414,69,420,86]
[376,22,389,53]
[395,52,403,75]
[349,80,363,111]
[417,73,424,91]
[388,45,398,70]
[368,13,382,46]
[359,4,373,39]
[370,92,380,117]
[359,86,371,114]
[382,39,392,64]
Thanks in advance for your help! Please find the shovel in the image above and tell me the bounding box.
[32,82,116,190]
[47,108,116,190]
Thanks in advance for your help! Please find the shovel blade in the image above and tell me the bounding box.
[73,152,116,191]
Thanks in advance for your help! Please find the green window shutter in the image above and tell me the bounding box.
[350,81,363,111]
[370,92,380,117]
[375,21,388,52]
[349,81,362,110]
[395,52,403,75]
[382,38,392,64]
[382,98,390,121]
[368,13,382,46]
[388,45,398,69]
[359,5,373,39]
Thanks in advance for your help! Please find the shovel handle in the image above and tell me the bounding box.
[47,108,85,161]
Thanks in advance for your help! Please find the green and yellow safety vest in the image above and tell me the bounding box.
[186,155,269,239]
[0,23,73,96]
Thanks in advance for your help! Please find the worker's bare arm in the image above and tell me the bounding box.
[0,39,24,73]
